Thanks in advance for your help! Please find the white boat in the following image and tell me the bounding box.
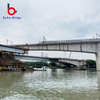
[33,66,47,71]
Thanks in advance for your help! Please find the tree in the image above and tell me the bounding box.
[49,62,56,66]
[25,61,48,67]
[85,59,96,68]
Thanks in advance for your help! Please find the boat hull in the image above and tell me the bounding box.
[33,66,47,71]
[33,69,46,71]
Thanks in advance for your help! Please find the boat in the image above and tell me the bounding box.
[33,66,47,71]
[79,66,87,70]
[21,67,26,71]
[80,68,87,70]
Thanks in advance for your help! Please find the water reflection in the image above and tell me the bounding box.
[0,69,100,100]
[97,71,100,91]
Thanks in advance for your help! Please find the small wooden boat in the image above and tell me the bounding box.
[79,66,87,70]
[21,67,26,71]
[80,68,87,70]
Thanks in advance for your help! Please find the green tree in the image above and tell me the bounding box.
[25,61,48,67]
[85,59,96,68]
[49,62,57,66]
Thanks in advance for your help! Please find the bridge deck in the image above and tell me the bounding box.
[0,44,24,54]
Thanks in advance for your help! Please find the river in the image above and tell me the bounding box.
[0,69,100,100]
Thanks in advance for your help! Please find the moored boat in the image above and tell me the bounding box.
[33,66,46,71]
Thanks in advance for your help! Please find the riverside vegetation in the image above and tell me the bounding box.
[25,59,96,68]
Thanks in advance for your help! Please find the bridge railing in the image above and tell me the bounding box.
[39,38,100,44]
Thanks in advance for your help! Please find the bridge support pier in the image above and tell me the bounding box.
[96,53,100,70]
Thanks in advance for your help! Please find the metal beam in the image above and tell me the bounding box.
[15,55,51,61]
[0,44,24,54]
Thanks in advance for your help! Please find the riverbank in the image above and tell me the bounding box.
[0,68,21,71]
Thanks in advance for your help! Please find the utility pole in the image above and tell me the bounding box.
[11,41,13,45]
[43,36,46,41]
[6,39,13,45]
[96,33,98,38]
[6,39,8,45]
[68,52,72,59]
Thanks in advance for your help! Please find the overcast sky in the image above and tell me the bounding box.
[1,0,100,60]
